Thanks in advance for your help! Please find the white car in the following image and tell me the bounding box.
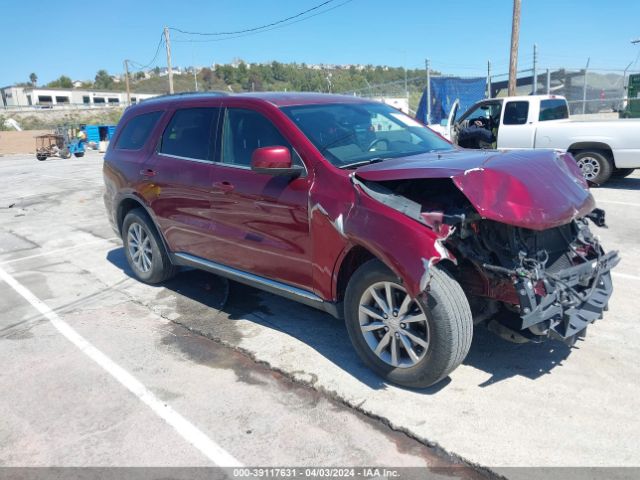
[431,95,640,184]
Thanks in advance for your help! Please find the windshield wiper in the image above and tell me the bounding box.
[338,158,386,169]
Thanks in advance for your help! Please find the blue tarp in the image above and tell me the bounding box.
[416,77,487,125]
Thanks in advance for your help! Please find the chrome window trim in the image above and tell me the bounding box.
[157,152,214,165]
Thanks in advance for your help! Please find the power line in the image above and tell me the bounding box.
[171,0,354,43]
[128,33,165,70]
[170,0,335,36]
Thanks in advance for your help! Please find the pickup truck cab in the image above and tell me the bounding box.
[434,95,640,184]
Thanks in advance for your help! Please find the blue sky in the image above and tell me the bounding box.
[1,0,639,86]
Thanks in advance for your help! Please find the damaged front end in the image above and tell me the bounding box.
[352,149,620,346]
[454,214,620,345]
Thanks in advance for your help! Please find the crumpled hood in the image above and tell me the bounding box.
[354,149,596,230]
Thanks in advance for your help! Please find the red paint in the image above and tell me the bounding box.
[251,146,292,169]
[104,93,599,304]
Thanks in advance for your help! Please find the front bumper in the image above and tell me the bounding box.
[516,250,620,343]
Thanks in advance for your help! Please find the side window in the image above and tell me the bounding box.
[503,101,530,125]
[539,99,569,121]
[221,108,301,167]
[160,108,220,161]
[115,111,162,150]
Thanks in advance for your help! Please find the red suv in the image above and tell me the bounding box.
[104,92,618,388]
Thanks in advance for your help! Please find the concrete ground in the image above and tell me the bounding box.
[0,151,639,476]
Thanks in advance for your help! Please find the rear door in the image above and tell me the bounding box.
[207,106,313,290]
[142,106,222,260]
[497,100,536,149]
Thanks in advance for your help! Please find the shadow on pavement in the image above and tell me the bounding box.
[107,247,571,392]
[601,177,640,191]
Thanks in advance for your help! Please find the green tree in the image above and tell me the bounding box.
[29,73,37,86]
[134,71,146,80]
[46,75,73,88]
[94,70,114,89]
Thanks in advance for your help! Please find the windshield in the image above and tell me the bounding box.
[281,102,454,168]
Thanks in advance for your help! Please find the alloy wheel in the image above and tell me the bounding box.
[358,281,430,368]
[127,222,153,273]
[576,156,601,181]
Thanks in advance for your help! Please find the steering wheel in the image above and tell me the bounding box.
[367,138,390,152]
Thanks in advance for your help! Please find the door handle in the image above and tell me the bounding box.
[140,168,157,177]
[212,181,234,193]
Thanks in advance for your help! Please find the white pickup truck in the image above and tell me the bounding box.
[431,95,640,184]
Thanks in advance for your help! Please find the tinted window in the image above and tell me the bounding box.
[221,108,293,167]
[539,99,569,121]
[503,101,529,125]
[115,111,162,150]
[160,108,220,161]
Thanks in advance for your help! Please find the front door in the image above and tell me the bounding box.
[207,107,312,290]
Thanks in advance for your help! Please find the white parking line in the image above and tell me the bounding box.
[0,238,119,265]
[0,266,242,467]
[597,199,640,208]
[612,272,640,282]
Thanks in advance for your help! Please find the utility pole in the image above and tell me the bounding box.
[508,0,521,96]
[164,26,174,94]
[582,57,590,114]
[546,68,551,94]
[532,44,538,95]
[425,58,431,124]
[123,59,131,106]
[194,68,198,92]
[487,60,492,98]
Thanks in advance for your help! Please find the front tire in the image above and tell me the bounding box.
[122,208,177,284]
[344,259,473,388]
[74,152,84,158]
[574,151,613,185]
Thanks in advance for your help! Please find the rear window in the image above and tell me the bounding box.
[115,111,162,150]
[160,108,220,161]
[503,101,529,125]
[539,99,569,121]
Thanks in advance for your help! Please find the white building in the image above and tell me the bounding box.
[0,86,159,108]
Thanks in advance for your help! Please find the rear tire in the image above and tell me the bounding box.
[612,168,635,178]
[122,208,177,284]
[573,151,613,185]
[344,259,473,388]
[74,152,84,158]
[36,154,47,161]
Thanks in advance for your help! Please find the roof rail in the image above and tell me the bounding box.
[145,91,230,102]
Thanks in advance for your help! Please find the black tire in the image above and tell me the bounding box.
[122,208,177,284]
[73,152,84,158]
[344,259,473,388]
[612,168,635,178]
[573,150,613,185]
[36,154,47,161]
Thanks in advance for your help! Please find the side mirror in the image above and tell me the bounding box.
[251,146,304,177]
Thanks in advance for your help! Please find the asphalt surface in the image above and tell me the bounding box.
[1,151,639,477]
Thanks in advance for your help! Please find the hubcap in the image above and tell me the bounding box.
[358,281,429,368]
[576,156,600,181]
[127,222,152,273]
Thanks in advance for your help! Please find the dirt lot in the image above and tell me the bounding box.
[0,130,50,155]
[1,152,639,477]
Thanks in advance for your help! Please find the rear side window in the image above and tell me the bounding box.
[539,99,569,121]
[115,111,162,150]
[160,108,220,161]
[503,101,530,125]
